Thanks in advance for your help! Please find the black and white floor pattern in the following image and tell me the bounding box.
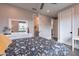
[6,37,71,56]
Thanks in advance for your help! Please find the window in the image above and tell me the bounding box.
[19,21,28,32]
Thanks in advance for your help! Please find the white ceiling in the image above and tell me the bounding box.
[9,3,74,17]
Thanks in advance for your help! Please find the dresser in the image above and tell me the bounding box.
[72,37,79,51]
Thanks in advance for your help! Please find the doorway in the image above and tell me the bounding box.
[34,15,39,37]
[51,19,58,41]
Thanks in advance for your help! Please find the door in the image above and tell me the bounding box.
[58,8,73,45]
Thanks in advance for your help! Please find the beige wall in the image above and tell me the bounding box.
[0,4,34,36]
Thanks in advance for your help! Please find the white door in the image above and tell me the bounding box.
[58,8,73,45]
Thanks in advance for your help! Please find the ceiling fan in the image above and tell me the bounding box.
[32,3,57,12]
[40,3,57,10]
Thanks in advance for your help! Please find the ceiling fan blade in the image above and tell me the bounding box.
[40,3,44,9]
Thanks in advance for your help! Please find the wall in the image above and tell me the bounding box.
[39,15,51,39]
[0,4,34,36]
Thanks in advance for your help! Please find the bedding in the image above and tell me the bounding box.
[6,37,71,56]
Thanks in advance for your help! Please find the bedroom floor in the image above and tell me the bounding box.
[5,37,79,56]
[66,45,79,56]
[73,49,79,56]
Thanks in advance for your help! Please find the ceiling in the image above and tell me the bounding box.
[9,3,74,17]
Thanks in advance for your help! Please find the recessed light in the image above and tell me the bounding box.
[47,10,50,13]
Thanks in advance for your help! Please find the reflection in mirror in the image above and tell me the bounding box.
[11,21,18,32]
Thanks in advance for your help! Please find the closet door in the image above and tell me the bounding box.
[58,8,74,45]
[73,5,79,38]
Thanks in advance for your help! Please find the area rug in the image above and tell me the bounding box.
[6,37,71,56]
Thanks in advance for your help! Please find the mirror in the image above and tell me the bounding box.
[9,19,28,33]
